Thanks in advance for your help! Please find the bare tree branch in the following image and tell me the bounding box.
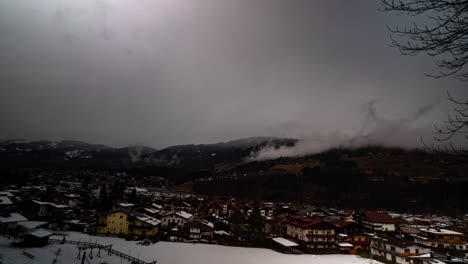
[382,0,468,79]
[383,1,468,154]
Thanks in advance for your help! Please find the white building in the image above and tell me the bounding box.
[161,211,193,227]
[371,234,430,264]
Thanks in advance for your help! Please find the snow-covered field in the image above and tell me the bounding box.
[0,232,382,264]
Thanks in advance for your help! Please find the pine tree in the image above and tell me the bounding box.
[130,187,138,204]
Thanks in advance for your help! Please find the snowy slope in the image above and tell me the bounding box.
[42,232,383,264]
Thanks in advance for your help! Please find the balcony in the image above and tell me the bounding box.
[371,244,423,258]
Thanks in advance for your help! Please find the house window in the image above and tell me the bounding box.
[120,216,123,218]
[391,246,396,251]
[405,249,410,253]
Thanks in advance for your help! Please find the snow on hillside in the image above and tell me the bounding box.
[64,150,92,159]
[41,232,382,264]
[0,237,126,264]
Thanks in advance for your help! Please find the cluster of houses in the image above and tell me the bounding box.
[0,183,468,264]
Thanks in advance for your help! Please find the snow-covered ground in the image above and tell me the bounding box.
[0,237,126,264]
[0,232,382,264]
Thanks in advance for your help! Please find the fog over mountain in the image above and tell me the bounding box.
[1,0,467,152]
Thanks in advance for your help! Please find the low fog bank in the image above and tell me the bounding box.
[248,101,444,161]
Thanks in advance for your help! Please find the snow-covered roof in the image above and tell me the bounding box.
[64,194,80,198]
[143,208,160,214]
[117,203,135,207]
[176,211,193,219]
[338,243,354,248]
[420,228,462,235]
[164,210,193,219]
[0,191,14,197]
[18,221,48,229]
[271,237,298,247]
[0,212,27,223]
[195,219,214,228]
[32,200,68,208]
[0,196,13,205]
[152,203,163,209]
[214,230,232,236]
[27,229,54,238]
[136,215,161,227]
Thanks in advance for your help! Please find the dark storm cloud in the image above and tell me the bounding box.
[0,0,467,151]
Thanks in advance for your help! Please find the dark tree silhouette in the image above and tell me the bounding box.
[382,0,468,80]
[382,0,468,153]
[99,184,109,210]
[130,187,138,204]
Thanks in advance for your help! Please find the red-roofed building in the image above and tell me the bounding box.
[354,211,398,232]
[333,220,362,235]
[286,216,337,251]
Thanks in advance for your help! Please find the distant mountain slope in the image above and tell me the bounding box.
[0,137,297,169]
[0,140,156,168]
[142,137,298,169]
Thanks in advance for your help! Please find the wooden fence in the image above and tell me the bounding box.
[48,238,157,264]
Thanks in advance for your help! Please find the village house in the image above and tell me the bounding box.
[334,220,362,235]
[259,203,275,218]
[414,227,468,258]
[343,233,372,254]
[399,226,421,240]
[408,219,431,230]
[170,199,193,213]
[18,200,68,221]
[183,219,214,240]
[0,196,13,211]
[97,209,160,238]
[203,214,229,231]
[0,212,28,233]
[354,211,399,232]
[161,211,193,228]
[16,229,54,247]
[371,233,430,264]
[285,216,337,251]
[63,194,80,208]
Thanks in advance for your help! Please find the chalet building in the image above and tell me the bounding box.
[409,219,431,230]
[161,211,193,228]
[170,200,192,213]
[17,229,54,247]
[399,226,421,240]
[334,220,362,235]
[203,214,229,231]
[343,233,372,254]
[259,203,275,218]
[414,227,468,258]
[371,234,430,264]
[285,216,337,251]
[239,205,253,217]
[0,196,13,211]
[183,219,214,240]
[354,211,398,232]
[136,207,163,218]
[206,201,237,218]
[0,212,28,233]
[97,209,160,238]
[63,194,80,208]
[19,200,68,220]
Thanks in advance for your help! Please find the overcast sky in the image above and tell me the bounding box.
[1,0,467,149]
